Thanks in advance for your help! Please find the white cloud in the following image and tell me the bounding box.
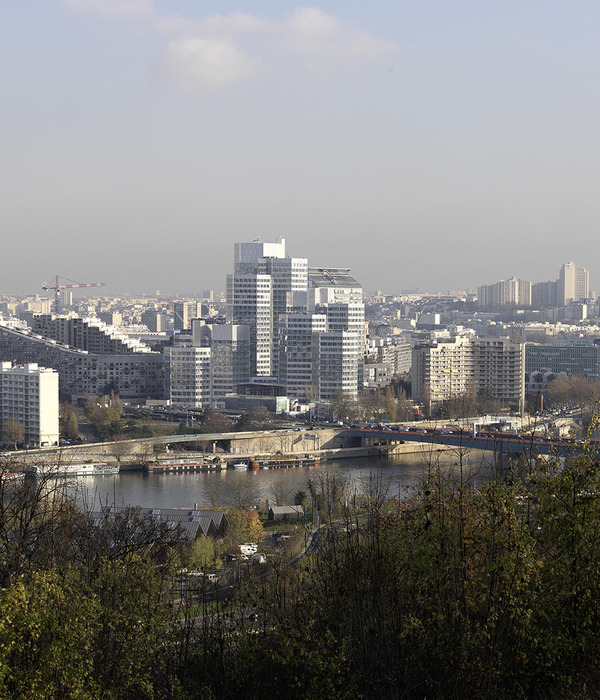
[281,8,395,63]
[65,3,395,90]
[64,0,153,19]
[157,8,395,90]
[162,37,263,90]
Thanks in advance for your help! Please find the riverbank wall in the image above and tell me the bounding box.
[8,429,444,471]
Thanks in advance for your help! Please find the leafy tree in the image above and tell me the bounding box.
[225,508,263,549]
[183,536,218,571]
[246,510,263,544]
[59,402,77,435]
[84,392,123,440]
[0,569,100,698]
[294,490,308,507]
[64,411,79,441]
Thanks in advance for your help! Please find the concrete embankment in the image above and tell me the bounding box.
[9,428,442,472]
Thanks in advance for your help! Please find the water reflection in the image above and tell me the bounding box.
[69,447,496,511]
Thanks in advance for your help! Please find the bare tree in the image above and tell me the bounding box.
[228,479,260,510]
[2,418,25,450]
[273,482,294,507]
[111,437,132,464]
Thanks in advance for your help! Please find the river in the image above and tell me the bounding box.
[69,447,495,511]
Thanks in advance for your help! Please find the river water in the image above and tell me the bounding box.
[70,447,495,511]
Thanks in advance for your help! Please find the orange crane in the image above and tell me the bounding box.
[42,276,106,314]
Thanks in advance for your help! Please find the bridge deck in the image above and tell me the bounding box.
[344,427,594,458]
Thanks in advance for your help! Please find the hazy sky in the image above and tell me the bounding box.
[2,1,599,296]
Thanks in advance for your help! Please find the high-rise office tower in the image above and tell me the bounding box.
[227,273,274,376]
[226,240,365,402]
[228,238,307,378]
[278,312,327,400]
[308,268,365,399]
[195,321,251,409]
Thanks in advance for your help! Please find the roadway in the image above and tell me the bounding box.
[344,426,596,458]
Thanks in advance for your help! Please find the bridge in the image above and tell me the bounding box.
[342,426,595,460]
[18,428,339,464]
[14,425,595,468]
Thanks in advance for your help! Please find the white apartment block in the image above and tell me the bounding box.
[368,338,412,375]
[477,278,532,309]
[412,336,524,413]
[0,362,59,447]
[558,262,589,305]
[475,338,525,410]
[164,345,211,408]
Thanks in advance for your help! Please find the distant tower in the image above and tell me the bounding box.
[558,262,589,305]
[60,290,73,309]
[173,302,189,331]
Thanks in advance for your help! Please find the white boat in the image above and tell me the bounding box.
[232,461,248,470]
[28,462,119,477]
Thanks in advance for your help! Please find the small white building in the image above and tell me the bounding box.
[0,362,59,447]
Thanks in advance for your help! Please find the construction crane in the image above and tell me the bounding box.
[42,276,106,314]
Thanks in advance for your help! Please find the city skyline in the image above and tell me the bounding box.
[2,2,600,295]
